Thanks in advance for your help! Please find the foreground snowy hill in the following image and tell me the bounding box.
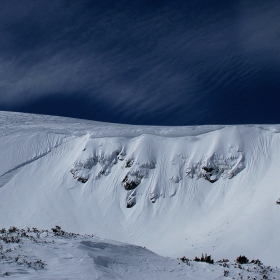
[0,111,280,274]
[1,226,279,280]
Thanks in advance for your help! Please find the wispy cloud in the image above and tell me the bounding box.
[0,0,279,124]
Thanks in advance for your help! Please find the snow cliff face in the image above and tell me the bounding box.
[69,134,245,207]
[0,112,280,266]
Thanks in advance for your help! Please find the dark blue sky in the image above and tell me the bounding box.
[0,0,280,125]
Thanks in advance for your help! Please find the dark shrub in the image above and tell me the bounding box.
[51,225,61,233]
[8,226,18,233]
[250,259,262,266]
[180,256,190,264]
[236,255,249,264]
[205,254,214,264]
[194,254,214,264]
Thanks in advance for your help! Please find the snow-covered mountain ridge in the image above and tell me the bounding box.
[70,132,245,208]
[0,111,280,268]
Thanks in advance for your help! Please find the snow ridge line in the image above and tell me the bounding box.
[0,134,77,187]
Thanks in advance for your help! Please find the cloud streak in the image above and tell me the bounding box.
[0,0,280,125]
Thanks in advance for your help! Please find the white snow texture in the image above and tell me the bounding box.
[0,111,280,279]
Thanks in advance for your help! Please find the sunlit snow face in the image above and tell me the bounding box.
[0,0,280,125]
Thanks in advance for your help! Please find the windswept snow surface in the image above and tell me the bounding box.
[0,111,280,278]
[1,227,279,280]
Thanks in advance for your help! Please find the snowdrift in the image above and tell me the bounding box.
[0,111,280,266]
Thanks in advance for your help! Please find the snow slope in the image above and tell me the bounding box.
[1,227,279,280]
[0,111,280,270]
